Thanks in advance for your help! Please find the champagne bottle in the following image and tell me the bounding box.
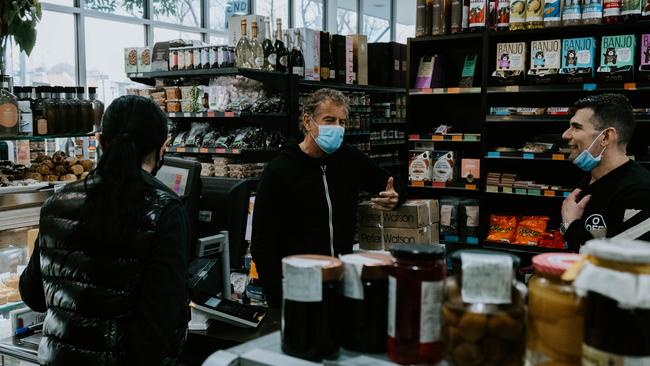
[235,18,253,68]
[250,21,265,69]
[275,19,288,72]
[289,30,305,78]
[262,17,276,71]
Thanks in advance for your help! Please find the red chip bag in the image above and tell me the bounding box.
[487,215,518,243]
[538,230,567,249]
[514,216,550,245]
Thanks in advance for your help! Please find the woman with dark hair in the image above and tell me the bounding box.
[19,95,190,366]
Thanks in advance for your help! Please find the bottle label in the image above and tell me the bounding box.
[255,57,264,68]
[497,0,512,26]
[387,275,396,338]
[583,0,603,19]
[469,0,487,27]
[621,0,642,14]
[321,67,329,79]
[510,0,527,23]
[544,0,562,21]
[527,0,544,21]
[280,55,288,67]
[292,66,304,76]
[267,53,277,66]
[37,118,48,135]
[0,103,18,129]
[330,70,336,79]
[420,280,443,343]
[582,343,650,365]
[563,0,583,19]
[603,0,621,16]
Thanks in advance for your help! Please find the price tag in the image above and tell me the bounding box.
[486,185,499,193]
[408,134,421,140]
[224,111,235,117]
[552,154,565,160]
[432,88,444,94]
[411,180,425,187]
[443,235,459,243]
[465,184,477,190]
[232,149,241,154]
[461,253,513,304]
[207,111,215,117]
[432,182,446,188]
[452,135,463,141]
[544,190,556,197]
[515,188,526,195]
[421,88,433,94]
[583,83,597,91]
[503,186,513,194]
[215,148,226,154]
[175,147,185,153]
[487,151,501,158]
[523,153,535,159]
[624,83,637,90]
[529,189,541,196]
[505,85,519,92]
[432,135,444,141]
[183,112,191,118]
[447,87,460,94]
[466,237,479,244]
[199,148,209,153]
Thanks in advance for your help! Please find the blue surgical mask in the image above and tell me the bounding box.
[573,129,607,172]
[309,117,345,154]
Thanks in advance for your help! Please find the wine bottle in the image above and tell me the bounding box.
[289,30,305,78]
[235,18,253,68]
[262,17,276,71]
[275,19,288,72]
[250,20,265,70]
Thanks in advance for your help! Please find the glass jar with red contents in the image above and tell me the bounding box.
[387,244,446,365]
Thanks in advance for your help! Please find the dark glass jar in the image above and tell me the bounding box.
[281,255,344,362]
[340,253,394,353]
[78,87,93,133]
[387,244,446,365]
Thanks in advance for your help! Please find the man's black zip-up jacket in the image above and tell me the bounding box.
[251,141,406,306]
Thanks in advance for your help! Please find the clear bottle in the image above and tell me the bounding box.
[33,86,53,137]
[526,0,545,27]
[262,17,276,71]
[250,21,265,70]
[275,19,288,72]
[582,0,603,24]
[562,0,583,25]
[289,30,304,78]
[88,87,104,132]
[509,0,528,29]
[235,18,252,68]
[0,89,19,137]
[602,0,622,22]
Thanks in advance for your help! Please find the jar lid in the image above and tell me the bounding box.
[451,249,521,268]
[582,238,650,264]
[341,252,394,280]
[390,243,445,260]
[282,255,343,282]
[533,253,581,277]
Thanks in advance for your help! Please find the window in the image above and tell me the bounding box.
[396,0,416,43]
[42,0,74,5]
[85,17,144,105]
[210,35,228,45]
[154,27,202,43]
[255,0,289,33]
[84,0,144,17]
[216,0,250,31]
[337,0,357,35]
[154,0,202,27]
[8,11,76,87]
[293,0,323,30]
[362,0,390,42]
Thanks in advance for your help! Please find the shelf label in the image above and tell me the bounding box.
[411,180,425,187]
[232,149,241,154]
[563,191,570,198]
[503,187,514,194]
[432,135,444,141]
[515,188,526,195]
[465,184,477,190]
[486,185,499,193]
[624,83,636,90]
[487,151,501,158]
[419,88,433,94]
[467,237,479,244]
[583,83,597,91]
[443,235,460,243]
[136,73,143,77]
[452,135,463,141]
[215,148,226,153]
[183,112,191,118]
[544,190,556,197]
[529,189,541,196]
[447,87,460,94]
[523,153,535,160]
[207,111,215,117]
[199,147,209,153]
[432,88,444,94]
[175,147,185,153]
[224,111,235,117]
[552,154,565,160]
[409,134,421,140]
[505,85,519,92]
[432,182,446,188]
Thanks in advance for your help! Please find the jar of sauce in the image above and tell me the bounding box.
[527,253,583,366]
[387,244,446,365]
[281,255,344,361]
[340,252,394,353]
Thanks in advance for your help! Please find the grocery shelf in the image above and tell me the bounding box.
[297,79,406,93]
[370,120,407,126]
[441,235,480,245]
[371,140,406,147]
[483,241,571,254]
[376,160,404,168]
[166,146,280,156]
[487,83,650,94]
[410,32,485,42]
[485,115,571,123]
[409,133,481,142]
[487,20,650,38]
[345,130,371,137]
[409,87,482,95]
[0,132,95,141]
[128,68,288,85]
[485,151,571,161]
[484,187,569,199]
[409,181,480,191]
[167,111,287,118]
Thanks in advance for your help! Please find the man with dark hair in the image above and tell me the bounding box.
[251,88,406,306]
[560,93,650,249]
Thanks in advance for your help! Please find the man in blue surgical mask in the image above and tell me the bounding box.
[251,88,406,306]
[560,94,650,250]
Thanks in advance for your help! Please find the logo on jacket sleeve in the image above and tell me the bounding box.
[585,214,607,238]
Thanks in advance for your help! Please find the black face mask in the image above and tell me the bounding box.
[151,155,164,176]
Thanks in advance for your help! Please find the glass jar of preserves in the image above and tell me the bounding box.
[526,253,583,366]
[387,244,446,365]
[281,255,344,361]
[442,249,526,366]
[340,252,394,353]
[574,239,650,365]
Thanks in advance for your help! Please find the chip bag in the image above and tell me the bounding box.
[514,216,550,245]
[538,230,566,249]
[487,215,518,243]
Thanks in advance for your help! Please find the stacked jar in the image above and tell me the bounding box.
[442,249,526,366]
[526,253,583,365]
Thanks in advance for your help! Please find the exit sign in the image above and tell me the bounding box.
[225,1,248,28]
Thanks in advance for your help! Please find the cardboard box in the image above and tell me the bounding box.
[358,199,440,229]
[151,40,191,72]
[400,43,407,88]
[529,39,561,73]
[641,34,650,70]
[598,34,636,71]
[461,158,481,184]
[496,42,527,72]
[293,28,320,81]
[359,224,440,251]
[345,35,354,84]
[351,35,368,85]
[228,15,266,47]
[320,32,332,80]
[124,47,138,73]
[137,47,152,73]
[560,37,596,75]
[332,34,347,83]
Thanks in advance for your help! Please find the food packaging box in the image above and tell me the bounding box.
[496,42,527,72]
[151,40,192,72]
[529,39,561,76]
[641,34,650,70]
[359,224,439,250]
[358,199,440,229]
[345,35,354,84]
[137,47,152,73]
[332,34,348,83]
[351,34,368,85]
[461,158,481,184]
[409,150,433,182]
[597,34,636,82]
[124,47,138,73]
[227,15,266,47]
[432,150,457,183]
[559,37,596,78]
[293,28,320,81]
[320,31,332,80]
